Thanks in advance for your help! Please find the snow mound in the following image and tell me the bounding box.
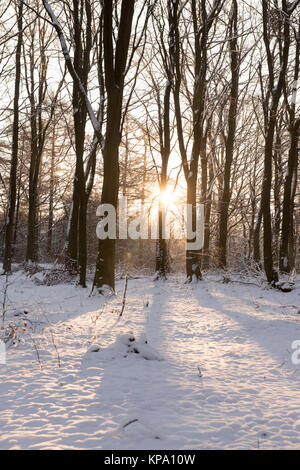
[87,333,163,361]
[275,281,294,292]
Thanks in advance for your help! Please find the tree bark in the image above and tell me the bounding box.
[280,120,300,272]
[93,0,135,292]
[280,23,300,273]
[64,0,93,287]
[3,1,23,273]
[218,0,239,269]
[261,0,290,285]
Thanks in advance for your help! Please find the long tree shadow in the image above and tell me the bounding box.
[79,279,174,448]
[190,281,300,368]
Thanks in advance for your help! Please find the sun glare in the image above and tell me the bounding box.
[159,188,176,206]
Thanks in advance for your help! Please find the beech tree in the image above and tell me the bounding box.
[280,18,300,273]
[260,0,294,285]
[23,14,64,263]
[143,0,175,279]
[218,0,240,269]
[93,0,152,291]
[64,0,101,288]
[3,0,23,273]
[171,0,223,282]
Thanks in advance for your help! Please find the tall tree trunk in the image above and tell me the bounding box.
[93,0,135,292]
[47,126,55,257]
[186,175,202,281]
[280,120,300,272]
[94,120,120,290]
[253,204,262,266]
[261,0,290,285]
[171,0,222,282]
[65,0,92,287]
[261,123,280,284]
[218,0,239,269]
[280,25,300,273]
[273,130,282,262]
[199,129,208,270]
[3,1,23,273]
[26,105,41,262]
[202,153,214,270]
[138,139,147,267]
[155,26,172,279]
[26,19,48,263]
[12,166,22,257]
[155,199,168,279]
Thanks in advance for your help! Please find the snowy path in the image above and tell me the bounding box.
[0,273,300,449]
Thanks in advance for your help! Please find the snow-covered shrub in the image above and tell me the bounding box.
[87,333,162,361]
[38,268,75,286]
[23,261,44,277]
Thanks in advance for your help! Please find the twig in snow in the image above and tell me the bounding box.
[119,275,128,317]
[28,332,43,370]
[122,419,138,429]
[91,303,107,343]
[91,303,106,326]
[49,329,61,368]
[278,361,287,369]
[42,313,61,368]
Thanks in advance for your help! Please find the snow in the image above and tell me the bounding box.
[85,333,163,362]
[0,269,300,449]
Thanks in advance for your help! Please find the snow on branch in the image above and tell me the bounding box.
[288,0,300,14]
[41,0,103,143]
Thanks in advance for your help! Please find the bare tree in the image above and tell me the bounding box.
[64,0,101,288]
[280,18,300,272]
[171,0,223,282]
[218,0,240,269]
[3,0,23,273]
[260,0,292,285]
[93,0,152,291]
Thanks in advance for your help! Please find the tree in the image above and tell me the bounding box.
[260,0,292,285]
[171,0,223,282]
[22,8,65,264]
[93,0,151,291]
[64,0,100,288]
[218,0,240,269]
[144,0,174,279]
[3,0,23,273]
[42,0,151,291]
[280,19,300,272]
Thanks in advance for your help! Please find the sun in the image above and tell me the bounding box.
[159,187,176,206]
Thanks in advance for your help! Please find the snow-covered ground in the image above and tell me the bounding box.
[0,268,300,450]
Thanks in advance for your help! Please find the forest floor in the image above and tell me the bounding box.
[0,266,300,450]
